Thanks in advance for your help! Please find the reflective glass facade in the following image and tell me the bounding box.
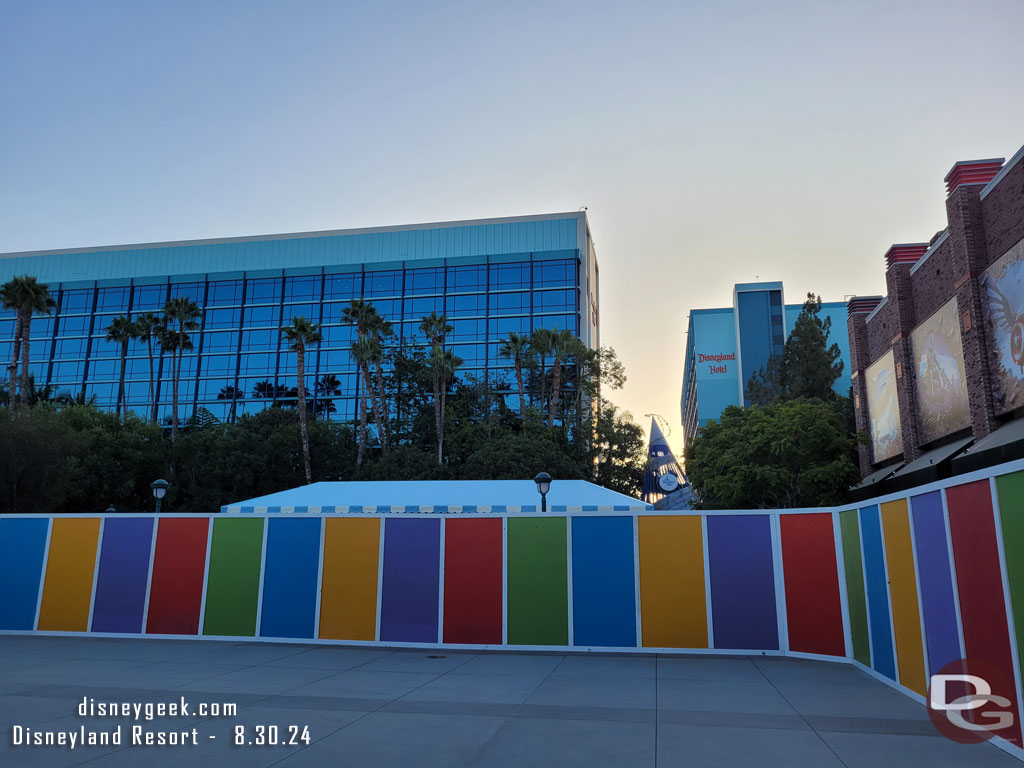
[0,213,599,424]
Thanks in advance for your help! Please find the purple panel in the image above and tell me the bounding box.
[707,515,779,650]
[91,518,155,633]
[379,518,440,642]
[910,491,962,674]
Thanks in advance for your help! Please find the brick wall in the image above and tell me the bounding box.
[849,147,1024,476]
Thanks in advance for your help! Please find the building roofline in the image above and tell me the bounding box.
[980,144,1024,200]
[0,211,587,260]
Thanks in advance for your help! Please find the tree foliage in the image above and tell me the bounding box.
[0,334,648,513]
[746,293,844,405]
[686,399,859,509]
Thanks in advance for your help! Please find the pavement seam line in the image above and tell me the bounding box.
[751,657,853,768]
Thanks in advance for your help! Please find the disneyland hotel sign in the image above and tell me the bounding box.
[698,352,735,374]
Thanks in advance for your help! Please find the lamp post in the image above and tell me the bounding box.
[533,472,552,513]
[151,479,169,514]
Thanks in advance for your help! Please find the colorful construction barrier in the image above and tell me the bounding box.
[3,459,1024,756]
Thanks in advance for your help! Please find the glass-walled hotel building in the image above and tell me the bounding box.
[0,212,599,424]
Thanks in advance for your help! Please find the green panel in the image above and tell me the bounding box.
[507,517,568,646]
[839,510,871,666]
[202,518,265,637]
[996,471,1024,677]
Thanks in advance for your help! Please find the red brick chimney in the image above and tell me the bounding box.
[944,158,1004,195]
[884,243,929,269]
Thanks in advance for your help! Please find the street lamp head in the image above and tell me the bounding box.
[533,472,552,497]
[151,478,169,500]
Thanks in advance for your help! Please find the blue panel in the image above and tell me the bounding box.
[571,517,637,648]
[706,515,779,650]
[910,492,962,673]
[259,518,321,639]
[0,517,50,630]
[860,505,897,680]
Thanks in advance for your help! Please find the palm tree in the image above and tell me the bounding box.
[498,331,530,416]
[133,312,161,423]
[419,313,458,464]
[350,337,377,468]
[105,315,134,421]
[366,314,394,448]
[217,385,243,422]
[530,327,555,411]
[160,297,201,439]
[547,328,577,427]
[1,275,55,411]
[0,280,24,410]
[342,300,389,456]
[281,316,322,484]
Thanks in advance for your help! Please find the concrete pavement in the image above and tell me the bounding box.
[0,636,1019,767]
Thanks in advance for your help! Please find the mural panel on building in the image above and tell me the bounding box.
[982,237,1024,415]
[910,297,969,444]
[866,349,902,463]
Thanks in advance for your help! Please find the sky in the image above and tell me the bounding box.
[2,0,1023,456]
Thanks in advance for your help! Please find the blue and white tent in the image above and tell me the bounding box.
[222,479,651,514]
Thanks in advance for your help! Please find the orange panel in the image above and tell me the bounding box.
[319,517,380,641]
[38,518,101,632]
[638,516,707,648]
[881,500,927,695]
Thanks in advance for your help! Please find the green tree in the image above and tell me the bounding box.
[367,313,394,448]
[530,327,555,410]
[133,311,161,422]
[686,399,859,508]
[342,300,389,459]
[420,313,460,464]
[350,337,376,468]
[747,293,844,405]
[281,316,322,484]
[498,331,530,416]
[1,275,55,411]
[160,297,201,439]
[591,403,647,496]
[105,315,135,421]
[547,328,576,427]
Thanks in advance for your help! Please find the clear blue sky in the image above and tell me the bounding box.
[2,0,1023,454]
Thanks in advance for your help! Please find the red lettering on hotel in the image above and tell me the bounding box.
[698,352,736,364]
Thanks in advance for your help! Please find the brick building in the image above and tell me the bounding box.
[848,144,1024,496]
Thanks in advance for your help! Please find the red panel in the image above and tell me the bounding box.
[780,513,846,657]
[947,480,1022,745]
[145,518,210,635]
[443,518,502,644]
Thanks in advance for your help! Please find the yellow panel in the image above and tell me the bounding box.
[319,517,380,641]
[881,499,927,695]
[638,515,708,648]
[37,518,101,632]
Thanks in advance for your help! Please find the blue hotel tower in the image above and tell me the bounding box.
[680,282,852,448]
[0,212,598,424]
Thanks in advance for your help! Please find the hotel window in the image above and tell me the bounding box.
[324,273,361,300]
[365,271,402,297]
[406,267,444,295]
[207,280,243,306]
[245,277,282,305]
[446,265,487,293]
